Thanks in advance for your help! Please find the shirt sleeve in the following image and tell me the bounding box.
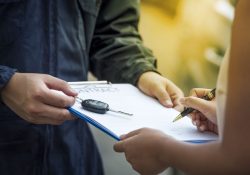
[89,0,159,85]
[0,65,16,91]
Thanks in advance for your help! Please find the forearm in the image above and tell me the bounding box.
[160,140,239,175]
[90,0,158,85]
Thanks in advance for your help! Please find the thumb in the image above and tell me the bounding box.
[113,141,125,153]
[44,75,78,97]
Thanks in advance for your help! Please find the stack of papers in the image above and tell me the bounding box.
[69,83,218,143]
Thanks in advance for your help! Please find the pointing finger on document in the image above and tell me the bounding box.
[137,72,184,111]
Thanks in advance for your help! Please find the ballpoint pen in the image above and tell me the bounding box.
[173,88,216,122]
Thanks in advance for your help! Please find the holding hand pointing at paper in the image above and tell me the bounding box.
[138,71,184,111]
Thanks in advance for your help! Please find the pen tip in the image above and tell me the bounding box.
[173,114,183,123]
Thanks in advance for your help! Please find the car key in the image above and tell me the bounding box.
[78,98,133,116]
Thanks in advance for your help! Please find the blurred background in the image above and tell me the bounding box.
[91,0,236,174]
[139,0,235,94]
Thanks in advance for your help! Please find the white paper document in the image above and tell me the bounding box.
[69,83,218,142]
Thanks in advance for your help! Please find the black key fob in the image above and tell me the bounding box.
[81,99,109,114]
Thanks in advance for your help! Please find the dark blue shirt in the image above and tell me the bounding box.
[0,0,158,174]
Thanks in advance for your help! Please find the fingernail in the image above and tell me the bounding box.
[165,100,173,107]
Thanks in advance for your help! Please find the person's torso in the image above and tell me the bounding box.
[0,0,101,81]
[0,1,103,175]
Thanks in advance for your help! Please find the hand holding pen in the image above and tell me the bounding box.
[173,88,218,134]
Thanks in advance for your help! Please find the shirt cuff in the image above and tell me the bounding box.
[0,65,17,91]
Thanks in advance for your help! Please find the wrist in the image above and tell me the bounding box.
[158,136,180,167]
[137,71,161,87]
[136,71,161,87]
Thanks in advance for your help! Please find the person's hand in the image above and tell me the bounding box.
[137,72,184,111]
[179,88,218,134]
[1,73,78,125]
[114,128,171,175]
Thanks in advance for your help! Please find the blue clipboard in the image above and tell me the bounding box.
[67,83,217,144]
[68,107,121,141]
[68,107,215,144]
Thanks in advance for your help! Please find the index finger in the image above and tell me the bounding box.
[44,75,78,97]
[120,129,143,140]
[113,141,125,152]
[190,88,212,98]
[42,89,76,108]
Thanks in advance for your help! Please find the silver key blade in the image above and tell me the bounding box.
[109,109,133,116]
[76,96,83,103]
